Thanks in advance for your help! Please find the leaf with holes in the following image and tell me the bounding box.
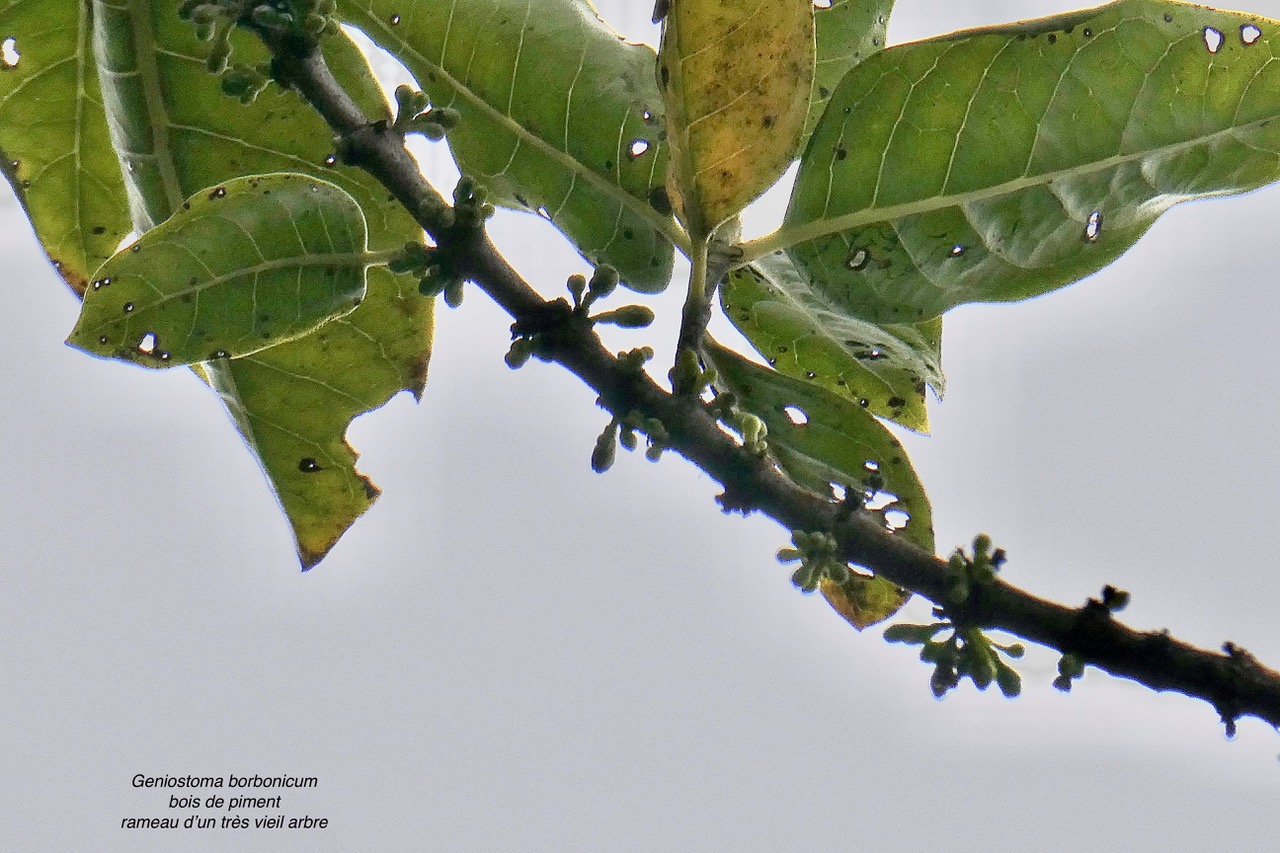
[705,340,933,627]
[806,0,895,139]
[659,0,814,236]
[84,4,432,567]
[68,174,370,367]
[0,1,129,294]
[765,0,1280,323]
[721,251,941,432]
[337,0,678,291]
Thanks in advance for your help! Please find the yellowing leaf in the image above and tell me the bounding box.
[819,574,909,631]
[659,0,814,236]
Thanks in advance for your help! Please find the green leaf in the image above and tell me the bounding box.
[85,1,432,567]
[769,0,1280,323]
[720,251,941,432]
[806,1,895,139]
[0,1,130,293]
[196,274,429,569]
[68,174,370,367]
[338,0,679,291]
[704,340,934,627]
[658,0,814,236]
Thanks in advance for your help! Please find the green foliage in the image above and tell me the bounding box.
[0,1,129,293]
[774,0,1280,322]
[68,174,371,367]
[6,0,1280,639]
[721,251,941,432]
[337,0,679,291]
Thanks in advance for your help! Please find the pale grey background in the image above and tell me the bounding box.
[3,1,1280,849]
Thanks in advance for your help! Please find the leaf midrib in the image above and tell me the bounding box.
[80,251,373,335]
[737,115,1275,265]
[118,0,184,220]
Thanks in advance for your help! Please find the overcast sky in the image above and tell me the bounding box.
[4,1,1280,850]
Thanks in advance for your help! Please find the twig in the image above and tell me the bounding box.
[255,25,1280,734]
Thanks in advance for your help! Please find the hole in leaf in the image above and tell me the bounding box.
[1084,209,1103,242]
[864,460,880,472]
[536,205,551,220]
[209,186,227,200]
[1,37,19,70]
[298,457,322,473]
[115,232,140,254]
[324,154,337,166]
[122,301,134,313]
[137,332,157,355]
[829,483,847,500]
[783,405,809,426]
[628,139,650,157]
[1242,24,1262,45]
[884,509,910,531]
[949,244,965,257]
[813,0,833,7]
[92,277,111,291]
[1204,26,1224,52]
[846,248,869,271]
[866,491,897,512]
[390,13,401,25]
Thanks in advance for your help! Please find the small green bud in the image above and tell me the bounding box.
[791,564,819,593]
[443,280,464,308]
[304,12,329,36]
[973,533,992,558]
[591,422,618,473]
[206,36,232,74]
[1058,652,1086,679]
[644,444,663,462]
[188,5,220,25]
[947,578,969,605]
[431,106,461,130]
[883,624,929,645]
[619,427,637,451]
[670,347,702,395]
[1100,585,1130,612]
[948,551,967,573]
[592,305,655,328]
[967,646,996,690]
[567,274,587,307]
[776,547,802,564]
[588,265,619,299]
[504,339,532,370]
[930,664,959,698]
[251,6,294,30]
[994,660,1022,698]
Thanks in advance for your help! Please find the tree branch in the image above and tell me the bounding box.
[259,27,1280,734]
